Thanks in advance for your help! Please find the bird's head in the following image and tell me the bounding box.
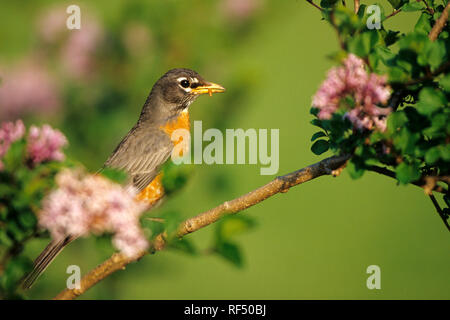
[148,68,225,117]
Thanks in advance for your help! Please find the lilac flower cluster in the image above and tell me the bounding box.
[0,62,61,120]
[27,125,68,164]
[0,120,67,170]
[312,54,391,131]
[60,20,103,79]
[39,169,149,258]
[221,0,262,21]
[0,120,26,170]
[38,6,104,80]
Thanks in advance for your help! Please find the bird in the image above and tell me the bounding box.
[22,68,225,289]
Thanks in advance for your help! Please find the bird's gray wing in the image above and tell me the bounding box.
[103,126,173,191]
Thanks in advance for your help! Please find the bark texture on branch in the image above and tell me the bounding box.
[429,2,450,41]
[354,0,360,14]
[54,154,350,300]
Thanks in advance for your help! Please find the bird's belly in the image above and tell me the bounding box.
[137,111,190,205]
[136,173,164,206]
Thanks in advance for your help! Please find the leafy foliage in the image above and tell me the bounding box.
[310,1,449,209]
[0,139,68,298]
[212,215,256,267]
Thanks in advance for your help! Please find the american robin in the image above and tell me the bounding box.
[23,68,225,289]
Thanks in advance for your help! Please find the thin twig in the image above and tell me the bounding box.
[384,9,402,21]
[306,0,323,12]
[367,165,447,194]
[330,11,346,50]
[422,0,434,15]
[429,194,450,232]
[54,154,350,300]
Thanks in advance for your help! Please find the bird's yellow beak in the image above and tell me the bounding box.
[191,82,226,96]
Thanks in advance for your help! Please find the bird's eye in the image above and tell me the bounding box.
[180,79,190,88]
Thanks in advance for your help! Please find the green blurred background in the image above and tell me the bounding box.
[0,0,448,299]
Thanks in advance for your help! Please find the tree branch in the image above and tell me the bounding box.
[429,2,450,41]
[354,0,360,14]
[53,154,350,300]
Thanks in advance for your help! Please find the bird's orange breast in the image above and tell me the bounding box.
[136,111,190,205]
[160,110,190,143]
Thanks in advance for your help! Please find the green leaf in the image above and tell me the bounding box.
[216,216,256,241]
[311,118,324,129]
[401,1,426,11]
[383,31,401,47]
[0,229,13,247]
[375,46,396,63]
[440,144,450,161]
[347,159,365,179]
[388,0,408,9]
[387,111,408,134]
[414,13,432,35]
[395,162,421,184]
[169,238,197,256]
[393,128,419,154]
[163,210,185,237]
[311,131,327,141]
[1,255,33,292]
[141,217,165,238]
[425,147,441,164]
[348,32,379,57]
[311,139,329,155]
[212,215,255,267]
[100,168,128,184]
[6,221,26,242]
[161,161,192,195]
[416,87,446,115]
[310,107,319,116]
[320,0,339,8]
[398,33,428,54]
[439,74,450,91]
[430,113,447,132]
[388,66,409,82]
[215,241,243,268]
[18,210,37,229]
[2,140,26,171]
[424,40,446,70]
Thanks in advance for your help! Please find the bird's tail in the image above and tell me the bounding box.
[22,235,74,290]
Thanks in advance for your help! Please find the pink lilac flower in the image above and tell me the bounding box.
[0,120,25,170]
[37,6,67,43]
[60,19,103,80]
[37,6,104,80]
[0,62,61,120]
[221,0,262,21]
[312,54,391,131]
[27,125,68,165]
[39,169,149,258]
